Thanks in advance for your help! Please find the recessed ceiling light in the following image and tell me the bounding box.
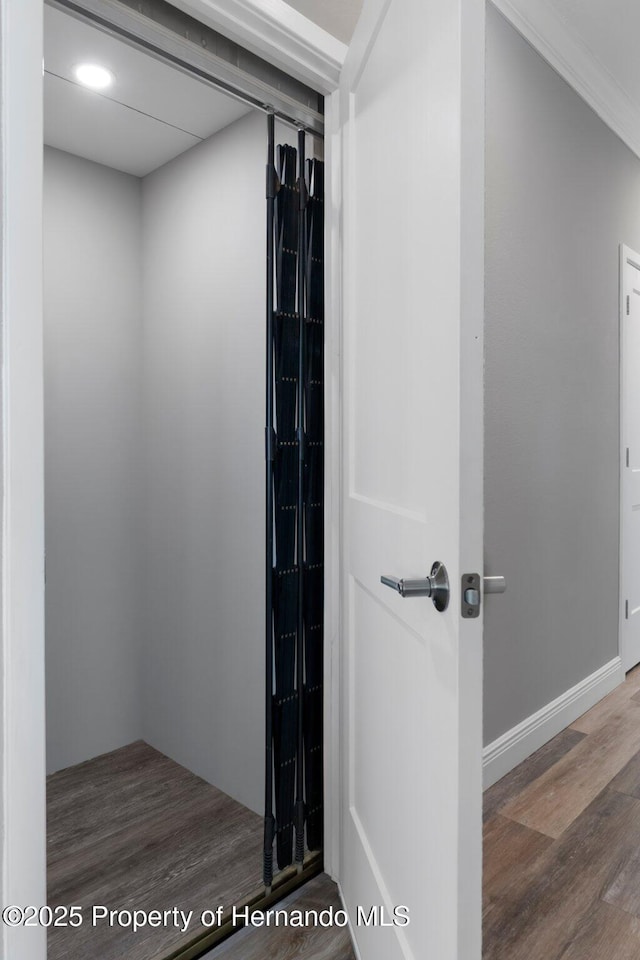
[74,63,114,90]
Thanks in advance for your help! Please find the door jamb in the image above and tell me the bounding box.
[1,2,47,959]
[619,244,640,674]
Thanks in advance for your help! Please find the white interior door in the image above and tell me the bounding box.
[621,245,640,672]
[338,1,485,959]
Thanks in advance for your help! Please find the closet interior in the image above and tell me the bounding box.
[43,3,324,959]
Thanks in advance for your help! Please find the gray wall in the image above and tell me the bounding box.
[283,0,362,42]
[44,147,143,772]
[44,115,270,811]
[140,111,266,813]
[484,6,640,745]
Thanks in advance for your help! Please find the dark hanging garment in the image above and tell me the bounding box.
[302,157,324,853]
[264,122,324,885]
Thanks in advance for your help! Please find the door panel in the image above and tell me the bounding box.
[339,0,485,958]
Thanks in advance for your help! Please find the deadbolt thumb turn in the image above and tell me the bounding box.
[380,561,450,612]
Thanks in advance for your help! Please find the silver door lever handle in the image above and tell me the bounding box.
[381,561,449,612]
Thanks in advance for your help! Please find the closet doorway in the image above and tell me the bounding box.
[43,2,325,958]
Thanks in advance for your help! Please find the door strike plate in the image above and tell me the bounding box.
[461,573,480,618]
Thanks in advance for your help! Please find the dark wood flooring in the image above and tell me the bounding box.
[56,681,640,960]
[47,740,263,960]
[484,666,640,959]
[205,874,356,960]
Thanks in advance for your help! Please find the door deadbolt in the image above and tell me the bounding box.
[380,561,450,612]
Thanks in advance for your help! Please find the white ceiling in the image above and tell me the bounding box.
[44,5,251,177]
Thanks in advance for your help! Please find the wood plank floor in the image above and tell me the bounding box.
[205,874,356,960]
[47,741,264,960]
[484,666,640,959]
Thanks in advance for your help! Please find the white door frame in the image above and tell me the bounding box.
[619,244,640,674]
[1,2,47,959]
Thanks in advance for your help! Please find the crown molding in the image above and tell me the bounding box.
[167,0,347,93]
[491,0,640,161]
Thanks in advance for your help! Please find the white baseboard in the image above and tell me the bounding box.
[483,656,624,789]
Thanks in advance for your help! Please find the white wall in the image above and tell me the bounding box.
[44,147,143,772]
[140,111,266,813]
[484,6,640,745]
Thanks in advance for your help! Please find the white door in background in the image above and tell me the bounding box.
[621,246,640,672]
[338,0,485,958]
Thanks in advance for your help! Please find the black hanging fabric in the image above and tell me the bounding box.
[294,128,307,868]
[302,156,324,853]
[263,114,277,890]
[264,120,324,886]
[273,142,299,875]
